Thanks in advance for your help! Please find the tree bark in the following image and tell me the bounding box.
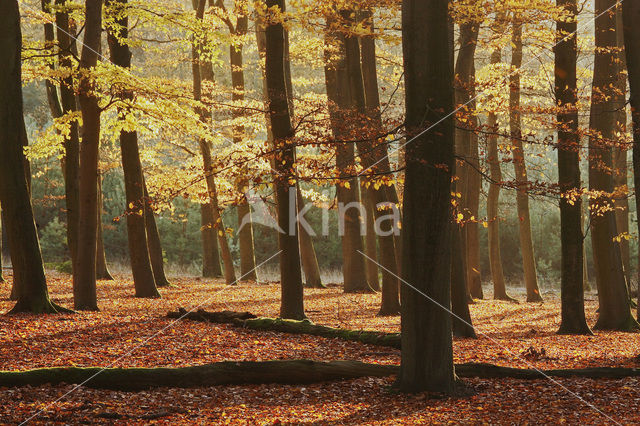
[622,0,640,321]
[96,177,114,281]
[589,0,638,331]
[509,18,542,302]
[0,0,68,314]
[451,226,476,338]
[107,0,159,297]
[323,16,372,294]
[361,185,379,291]
[486,50,505,301]
[200,203,222,278]
[55,0,81,272]
[192,0,237,285]
[265,0,305,319]
[555,0,592,335]
[74,0,104,310]
[143,182,171,287]
[227,4,258,281]
[398,0,456,394]
[296,188,324,288]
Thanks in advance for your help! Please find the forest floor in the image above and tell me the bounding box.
[0,270,638,424]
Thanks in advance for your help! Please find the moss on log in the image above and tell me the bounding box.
[168,309,401,349]
[0,360,397,390]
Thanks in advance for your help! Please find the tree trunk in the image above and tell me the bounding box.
[143,182,171,287]
[555,0,592,335]
[362,186,380,291]
[509,18,542,302]
[74,0,104,310]
[398,0,456,394]
[622,0,640,321]
[107,0,159,298]
[486,50,505,301]
[55,0,81,272]
[192,0,236,285]
[265,0,305,319]
[200,203,222,278]
[358,9,401,312]
[454,21,481,300]
[323,17,372,294]
[451,226,476,338]
[0,0,68,314]
[296,187,324,288]
[590,0,638,331]
[613,5,631,288]
[96,177,114,281]
[228,10,258,282]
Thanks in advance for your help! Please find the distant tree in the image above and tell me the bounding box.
[0,0,68,313]
[397,0,456,393]
[622,0,640,321]
[554,0,592,335]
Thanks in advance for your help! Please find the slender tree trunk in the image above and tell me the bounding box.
[324,18,372,294]
[555,0,592,335]
[201,203,222,278]
[143,182,171,287]
[509,18,542,302]
[0,0,68,314]
[265,0,305,319]
[590,0,638,331]
[296,187,324,288]
[622,0,640,320]
[359,9,401,313]
[397,0,456,394]
[192,0,236,285]
[362,186,379,291]
[228,9,257,282]
[486,50,505,301]
[107,0,159,297]
[74,0,103,310]
[613,5,631,287]
[55,0,80,272]
[451,226,476,338]
[95,177,113,281]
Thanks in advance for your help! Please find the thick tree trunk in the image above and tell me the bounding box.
[265,0,305,319]
[398,0,456,394]
[200,203,222,278]
[96,177,114,281]
[324,19,372,294]
[107,0,159,298]
[143,183,171,287]
[74,0,104,310]
[510,18,542,303]
[192,0,237,285]
[590,0,638,331]
[55,0,81,271]
[622,0,640,321]
[0,0,68,314]
[555,0,592,335]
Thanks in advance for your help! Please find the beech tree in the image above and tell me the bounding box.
[0,0,68,314]
[397,0,456,393]
[265,0,305,319]
[554,0,591,335]
[74,0,104,311]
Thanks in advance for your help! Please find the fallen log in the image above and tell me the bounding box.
[167,309,401,349]
[0,360,396,391]
[1,360,639,390]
